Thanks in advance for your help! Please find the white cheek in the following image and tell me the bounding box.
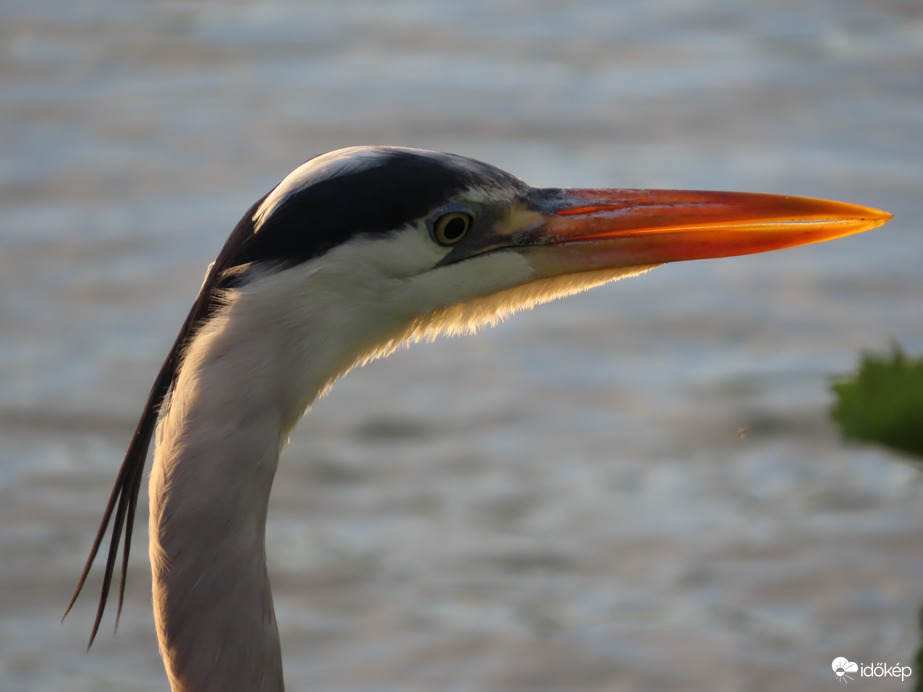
[402,260,657,342]
[397,251,536,326]
[321,229,540,336]
[360,225,449,279]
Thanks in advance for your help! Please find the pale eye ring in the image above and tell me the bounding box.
[432,212,472,245]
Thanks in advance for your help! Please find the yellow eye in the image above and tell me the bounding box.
[432,212,471,245]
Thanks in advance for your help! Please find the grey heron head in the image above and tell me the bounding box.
[209,145,890,349]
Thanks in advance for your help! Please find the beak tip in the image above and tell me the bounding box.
[865,206,893,228]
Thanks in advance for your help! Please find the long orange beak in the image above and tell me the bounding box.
[517,188,891,276]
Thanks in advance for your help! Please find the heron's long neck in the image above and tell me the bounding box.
[150,362,288,691]
[148,307,328,692]
[146,257,416,691]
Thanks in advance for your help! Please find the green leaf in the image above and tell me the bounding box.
[830,344,923,459]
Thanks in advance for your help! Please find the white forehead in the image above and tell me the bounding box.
[251,146,486,230]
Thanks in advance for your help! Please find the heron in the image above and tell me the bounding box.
[65,146,891,691]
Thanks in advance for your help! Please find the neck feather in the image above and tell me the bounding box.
[148,292,306,692]
[146,260,403,691]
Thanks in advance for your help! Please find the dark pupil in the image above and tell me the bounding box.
[443,216,467,240]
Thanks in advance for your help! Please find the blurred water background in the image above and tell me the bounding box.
[2,1,922,690]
